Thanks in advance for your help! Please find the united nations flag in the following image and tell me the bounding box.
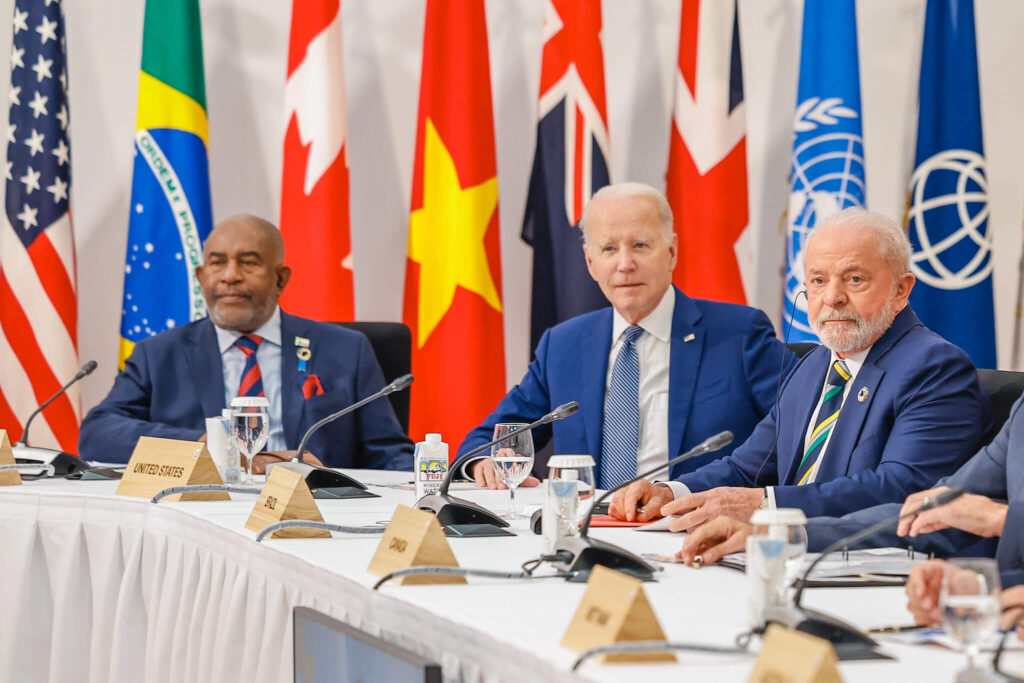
[119,0,213,369]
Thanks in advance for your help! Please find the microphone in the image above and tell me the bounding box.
[762,486,966,653]
[266,374,413,493]
[416,401,580,527]
[550,430,733,581]
[13,360,98,477]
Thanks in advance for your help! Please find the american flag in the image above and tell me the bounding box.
[0,0,78,452]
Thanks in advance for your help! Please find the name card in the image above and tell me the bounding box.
[748,625,841,683]
[366,504,465,585]
[245,465,330,538]
[561,565,674,663]
[0,430,20,487]
[115,436,228,501]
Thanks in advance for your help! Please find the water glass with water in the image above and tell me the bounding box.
[490,423,534,519]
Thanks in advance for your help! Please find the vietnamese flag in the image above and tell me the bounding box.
[403,0,506,445]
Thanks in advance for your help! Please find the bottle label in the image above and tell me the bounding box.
[416,457,447,496]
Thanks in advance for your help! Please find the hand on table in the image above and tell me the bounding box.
[897,486,1007,539]
[608,479,674,523]
[244,450,325,475]
[661,487,764,532]
[905,558,947,626]
[677,516,754,566]
[470,457,540,490]
[1001,585,1024,634]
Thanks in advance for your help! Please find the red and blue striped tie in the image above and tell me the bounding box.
[235,335,265,397]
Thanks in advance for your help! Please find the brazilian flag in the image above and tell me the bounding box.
[119,0,213,369]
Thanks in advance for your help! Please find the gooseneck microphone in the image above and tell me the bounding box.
[265,374,413,493]
[13,360,98,478]
[17,360,97,446]
[762,485,966,653]
[549,430,733,581]
[416,401,580,528]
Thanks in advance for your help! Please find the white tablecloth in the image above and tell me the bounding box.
[0,473,1012,682]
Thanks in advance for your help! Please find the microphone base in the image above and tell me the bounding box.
[416,493,510,528]
[762,604,887,660]
[12,444,90,478]
[267,460,368,491]
[551,534,659,582]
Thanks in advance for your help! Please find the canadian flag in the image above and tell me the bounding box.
[666,0,749,304]
[279,0,354,321]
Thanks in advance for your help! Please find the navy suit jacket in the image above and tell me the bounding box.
[79,313,413,469]
[457,287,795,481]
[805,393,1024,588]
[677,307,990,519]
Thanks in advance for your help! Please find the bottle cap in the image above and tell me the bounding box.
[230,396,270,408]
[749,508,807,526]
[425,433,442,443]
[548,455,595,468]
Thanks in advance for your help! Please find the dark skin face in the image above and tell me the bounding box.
[196,215,291,334]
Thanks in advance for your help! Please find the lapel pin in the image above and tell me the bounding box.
[296,338,312,372]
[857,387,869,402]
[294,336,310,348]
[683,333,695,343]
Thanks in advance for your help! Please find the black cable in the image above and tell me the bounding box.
[372,566,575,590]
[570,640,749,672]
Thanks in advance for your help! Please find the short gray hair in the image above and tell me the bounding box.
[579,182,674,245]
[805,207,912,275]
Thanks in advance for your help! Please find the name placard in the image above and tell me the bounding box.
[115,436,228,501]
[747,624,841,683]
[366,505,465,585]
[561,565,674,663]
[0,430,20,487]
[245,465,330,538]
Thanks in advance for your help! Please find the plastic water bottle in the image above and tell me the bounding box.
[414,433,448,498]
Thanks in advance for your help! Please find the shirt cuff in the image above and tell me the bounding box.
[766,486,777,509]
[663,480,691,499]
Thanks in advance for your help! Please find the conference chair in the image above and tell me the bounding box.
[334,322,412,434]
[976,368,1024,438]
[787,342,818,358]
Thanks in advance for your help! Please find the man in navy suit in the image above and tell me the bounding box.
[79,215,412,470]
[458,183,795,489]
[614,208,989,528]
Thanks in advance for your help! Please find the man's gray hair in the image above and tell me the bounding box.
[806,207,912,274]
[579,182,674,245]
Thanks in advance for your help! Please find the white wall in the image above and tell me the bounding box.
[3,0,1023,418]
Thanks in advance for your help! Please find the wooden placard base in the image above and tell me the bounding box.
[0,430,20,486]
[561,564,675,663]
[245,465,330,538]
[748,624,842,683]
[366,504,465,585]
[115,436,228,501]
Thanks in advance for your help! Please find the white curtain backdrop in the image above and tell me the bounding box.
[0,0,1022,418]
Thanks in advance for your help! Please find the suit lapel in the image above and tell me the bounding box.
[668,289,703,461]
[187,319,226,417]
[780,349,829,485]
[280,312,307,449]
[580,309,613,461]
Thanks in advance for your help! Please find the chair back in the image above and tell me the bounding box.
[334,322,412,433]
[976,368,1024,439]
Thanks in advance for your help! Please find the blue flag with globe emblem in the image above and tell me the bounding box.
[783,0,866,342]
[906,0,995,368]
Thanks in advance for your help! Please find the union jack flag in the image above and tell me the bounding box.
[0,0,78,451]
[522,0,610,351]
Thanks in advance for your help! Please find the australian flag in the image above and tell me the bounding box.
[522,0,610,352]
[783,0,866,342]
[906,0,995,368]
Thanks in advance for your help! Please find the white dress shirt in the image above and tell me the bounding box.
[606,286,674,479]
[214,306,286,451]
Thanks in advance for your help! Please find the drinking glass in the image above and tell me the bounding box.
[489,423,534,519]
[229,397,270,484]
[940,557,1002,682]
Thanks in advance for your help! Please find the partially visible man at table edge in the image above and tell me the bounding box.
[611,207,990,528]
[79,214,413,471]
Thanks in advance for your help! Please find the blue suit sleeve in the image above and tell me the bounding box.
[774,344,987,518]
[78,343,205,463]
[456,329,556,461]
[350,334,414,471]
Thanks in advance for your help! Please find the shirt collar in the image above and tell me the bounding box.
[611,286,674,345]
[215,306,283,354]
[830,345,871,377]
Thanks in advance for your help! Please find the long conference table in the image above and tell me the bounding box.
[0,470,1014,682]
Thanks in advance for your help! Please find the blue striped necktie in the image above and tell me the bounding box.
[599,325,645,489]
[795,359,851,485]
